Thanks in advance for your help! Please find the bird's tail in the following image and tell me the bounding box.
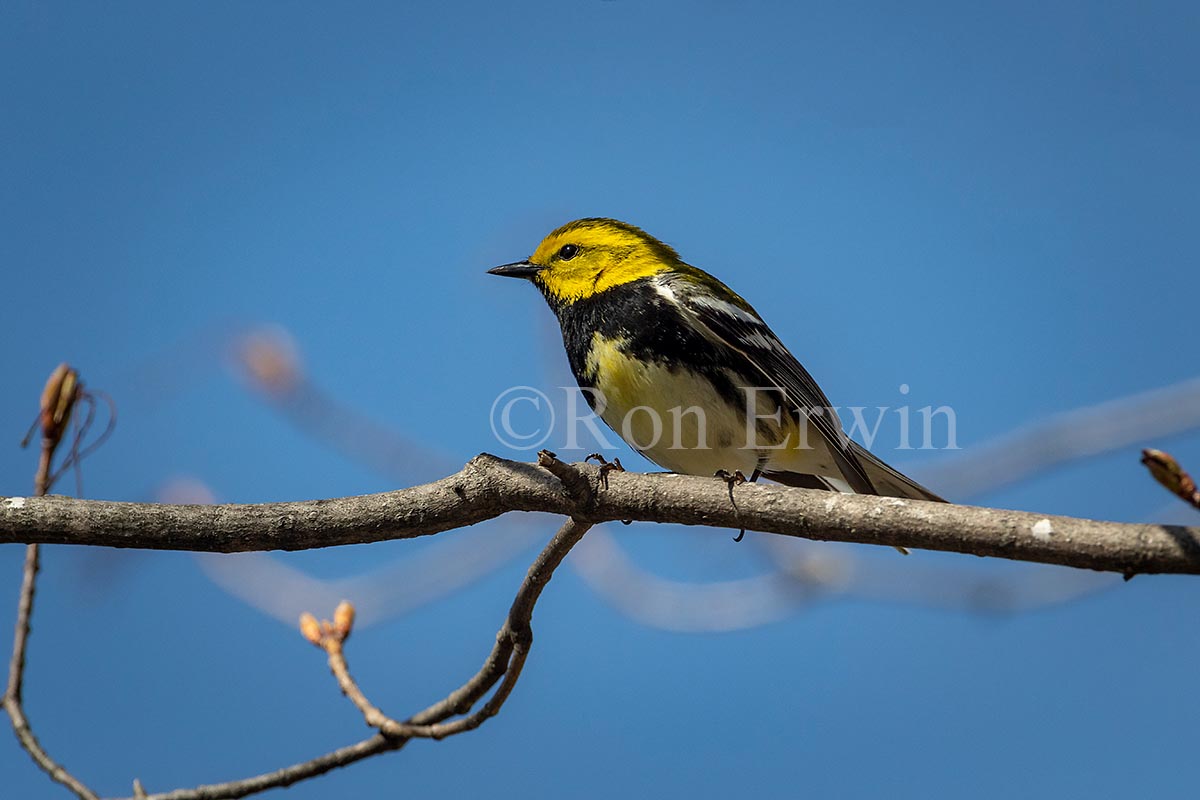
[764,440,945,502]
[846,439,945,502]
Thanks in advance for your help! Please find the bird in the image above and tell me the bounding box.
[488,217,944,506]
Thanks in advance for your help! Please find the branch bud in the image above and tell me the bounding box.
[333,601,356,640]
[31,363,80,449]
[299,612,323,646]
[1141,448,1200,508]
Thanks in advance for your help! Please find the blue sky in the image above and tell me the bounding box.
[3,2,1200,798]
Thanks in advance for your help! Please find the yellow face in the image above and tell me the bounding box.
[525,218,684,305]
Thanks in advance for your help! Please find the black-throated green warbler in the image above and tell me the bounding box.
[489,218,943,503]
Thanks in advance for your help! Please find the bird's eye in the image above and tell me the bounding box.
[558,244,579,260]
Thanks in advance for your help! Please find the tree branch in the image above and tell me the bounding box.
[3,454,1199,576]
[7,446,1200,800]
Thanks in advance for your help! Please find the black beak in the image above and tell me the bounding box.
[487,260,543,279]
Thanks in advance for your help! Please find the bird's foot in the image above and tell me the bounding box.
[586,453,625,490]
[714,468,747,487]
[586,454,631,522]
[714,469,749,542]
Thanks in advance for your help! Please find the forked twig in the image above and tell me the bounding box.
[300,516,589,745]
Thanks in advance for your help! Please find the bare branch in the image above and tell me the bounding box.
[3,543,100,800]
[3,454,1199,576]
[137,735,398,800]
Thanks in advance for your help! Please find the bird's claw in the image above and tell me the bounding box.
[586,453,625,490]
[714,469,749,541]
[714,469,747,487]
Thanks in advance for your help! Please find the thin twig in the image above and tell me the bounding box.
[50,389,117,496]
[304,517,590,740]
[5,541,103,800]
[138,735,399,800]
[4,542,37,706]
[406,516,590,738]
[5,373,101,799]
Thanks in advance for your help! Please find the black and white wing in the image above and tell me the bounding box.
[659,273,879,495]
